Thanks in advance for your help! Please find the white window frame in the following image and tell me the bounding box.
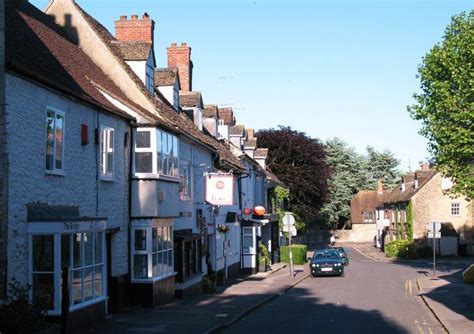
[179,159,192,201]
[131,222,175,283]
[133,128,179,179]
[27,221,107,316]
[45,107,65,175]
[99,126,114,181]
[451,202,460,216]
[243,227,256,255]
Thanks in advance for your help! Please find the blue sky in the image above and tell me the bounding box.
[31,0,473,171]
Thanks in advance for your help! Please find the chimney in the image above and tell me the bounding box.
[377,179,383,194]
[421,162,431,171]
[247,128,255,139]
[114,13,154,43]
[167,43,193,91]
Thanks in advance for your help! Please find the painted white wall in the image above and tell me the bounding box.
[217,124,229,141]
[6,74,131,284]
[126,60,146,87]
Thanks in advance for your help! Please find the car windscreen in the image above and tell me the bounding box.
[325,252,340,259]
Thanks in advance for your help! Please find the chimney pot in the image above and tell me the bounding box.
[167,42,193,91]
[181,42,187,47]
[120,15,127,20]
[115,13,154,43]
[170,42,177,47]
[143,13,149,19]
[131,15,138,20]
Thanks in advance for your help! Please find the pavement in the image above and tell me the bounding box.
[354,242,474,334]
[92,262,311,333]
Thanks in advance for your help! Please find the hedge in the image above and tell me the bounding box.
[280,244,308,265]
[385,240,431,259]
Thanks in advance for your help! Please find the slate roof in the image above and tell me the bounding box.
[218,107,234,125]
[154,68,178,87]
[72,2,244,172]
[203,105,218,118]
[385,170,436,204]
[113,41,152,61]
[5,0,136,121]
[350,191,389,224]
[229,125,245,136]
[179,91,203,108]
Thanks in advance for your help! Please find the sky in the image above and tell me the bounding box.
[31,0,473,172]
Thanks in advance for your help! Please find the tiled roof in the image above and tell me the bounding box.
[229,125,245,136]
[179,91,203,108]
[113,41,152,60]
[218,107,234,125]
[244,138,257,148]
[73,2,244,172]
[385,170,437,204]
[254,148,268,158]
[154,68,178,87]
[350,191,389,224]
[5,0,134,121]
[203,104,218,118]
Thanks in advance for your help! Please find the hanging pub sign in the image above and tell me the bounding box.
[205,172,234,206]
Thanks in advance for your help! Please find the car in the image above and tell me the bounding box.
[332,247,349,266]
[309,249,345,277]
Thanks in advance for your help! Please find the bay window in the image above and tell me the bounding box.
[134,128,179,178]
[28,221,106,315]
[45,108,65,174]
[131,223,174,282]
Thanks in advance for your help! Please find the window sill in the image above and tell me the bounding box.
[133,174,181,183]
[131,271,177,283]
[45,170,66,177]
[180,197,192,202]
[100,175,114,182]
[46,296,108,316]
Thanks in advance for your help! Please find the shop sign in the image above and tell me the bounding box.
[205,173,234,206]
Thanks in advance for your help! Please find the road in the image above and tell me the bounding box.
[222,247,449,334]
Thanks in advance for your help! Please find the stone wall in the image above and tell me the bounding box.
[336,224,376,243]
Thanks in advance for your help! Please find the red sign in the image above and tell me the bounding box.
[205,174,234,206]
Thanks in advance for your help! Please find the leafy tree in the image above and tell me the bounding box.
[319,139,400,230]
[408,10,474,199]
[257,126,330,229]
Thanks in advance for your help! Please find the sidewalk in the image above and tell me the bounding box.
[352,242,474,266]
[91,263,310,334]
[417,273,474,334]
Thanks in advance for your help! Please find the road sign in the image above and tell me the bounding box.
[428,231,441,239]
[427,222,441,232]
[289,226,297,237]
[283,213,295,227]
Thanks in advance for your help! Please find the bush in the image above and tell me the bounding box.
[385,240,432,259]
[280,244,307,265]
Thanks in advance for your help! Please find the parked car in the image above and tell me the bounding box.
[309,249,345,277]
[332,247,349,266]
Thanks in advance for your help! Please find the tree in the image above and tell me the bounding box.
[319,139,400,230]
[408,10,474,199]
[256,126,330,229]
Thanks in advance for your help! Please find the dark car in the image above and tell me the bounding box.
[310,249,344,277]
[332,247,349,266]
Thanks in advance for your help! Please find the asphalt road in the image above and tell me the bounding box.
[222,247,449,334]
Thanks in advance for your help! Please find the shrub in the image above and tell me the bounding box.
[280,244,307,265]
[385,240,432,259]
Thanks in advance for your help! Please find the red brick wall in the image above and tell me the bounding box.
[114,14,154,43]
[167,43,192,91]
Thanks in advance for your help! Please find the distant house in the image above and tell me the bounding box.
[383,165,473,252]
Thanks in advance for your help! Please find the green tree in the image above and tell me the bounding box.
[408,10,474,199]
[364,146,400,190]
[257,126,331,230]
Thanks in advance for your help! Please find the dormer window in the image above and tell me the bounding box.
[146,64,154,93]
[134,128,179,177]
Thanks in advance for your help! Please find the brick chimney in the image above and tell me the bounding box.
[167,43,193,91]
[421,162,431,171]
[247,128,255,139]
[114,13,154,43]
[377,179,383,194]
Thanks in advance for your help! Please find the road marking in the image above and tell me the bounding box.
[428,327,434,334]
[409,280,413,296]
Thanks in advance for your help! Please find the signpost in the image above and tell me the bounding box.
[283,212,296,277]
[427,222,441,277]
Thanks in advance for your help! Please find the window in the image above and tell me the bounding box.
[218,119,224,126]
[179,160,192,200]
[132,225,174,281]
[363,211,374,223]
[243,227,255,254]
[28,221,106,315]
[146,64,154,93]
[134,128,179,177]
[100,127,114,180]
[451,202,460,216]
[45,108,65,173]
